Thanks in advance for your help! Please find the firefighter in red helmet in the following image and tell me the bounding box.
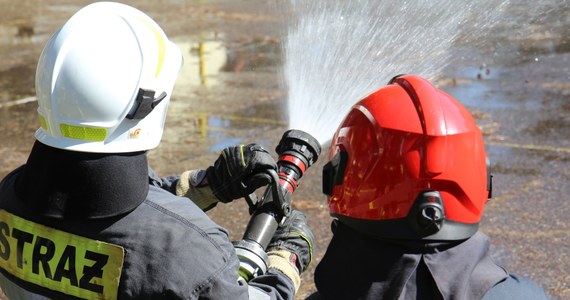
[309,75,548,299]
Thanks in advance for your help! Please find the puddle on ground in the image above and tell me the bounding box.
[191,100,287,152]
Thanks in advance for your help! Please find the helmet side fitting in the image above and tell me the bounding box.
[34,2,183,153]
[323,75,491,241]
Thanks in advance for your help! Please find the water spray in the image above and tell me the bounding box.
[281,0,511,143]
[233,129,321,280]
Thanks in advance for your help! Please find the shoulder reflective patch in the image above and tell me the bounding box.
[0,210,124,299]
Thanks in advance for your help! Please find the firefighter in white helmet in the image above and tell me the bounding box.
[0,2,312,299]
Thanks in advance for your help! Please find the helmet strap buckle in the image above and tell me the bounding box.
[322,151,348,196]
[126,88,167,120]
[408,190,446,236]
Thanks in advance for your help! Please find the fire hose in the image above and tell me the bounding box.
[233,129,321,280]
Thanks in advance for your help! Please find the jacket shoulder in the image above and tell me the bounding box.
[482,273,549,300]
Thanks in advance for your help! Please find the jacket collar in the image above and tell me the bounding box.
[14,141,148,219]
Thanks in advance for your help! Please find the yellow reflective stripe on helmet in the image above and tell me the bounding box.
[60,124,107,142]
[137,17,166,78]
[0,210,124,299]
[38,114,47,130]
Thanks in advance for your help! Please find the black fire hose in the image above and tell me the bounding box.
[233,129,321,280]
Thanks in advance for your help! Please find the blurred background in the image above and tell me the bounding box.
[0,0,568,299]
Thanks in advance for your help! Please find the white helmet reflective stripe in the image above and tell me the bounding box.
[35,2,183,153]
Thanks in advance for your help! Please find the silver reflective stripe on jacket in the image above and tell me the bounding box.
[248,285,271,300]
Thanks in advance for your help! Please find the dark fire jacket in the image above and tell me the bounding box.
[0,141,293,299]
[308,221,548,300]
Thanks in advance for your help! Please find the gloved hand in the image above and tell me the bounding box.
[207,143,277,203]
[267,209,315,274]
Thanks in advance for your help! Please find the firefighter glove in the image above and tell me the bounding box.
[267,209,315,274]
[207,143,277,203]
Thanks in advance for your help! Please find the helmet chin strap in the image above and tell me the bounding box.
[126,88,167,120]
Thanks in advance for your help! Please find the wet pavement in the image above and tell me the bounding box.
[0,0,569,299]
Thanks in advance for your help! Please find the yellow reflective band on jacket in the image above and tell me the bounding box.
[0,210,124,299]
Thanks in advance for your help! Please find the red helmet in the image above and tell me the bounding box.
[322,75,492,241]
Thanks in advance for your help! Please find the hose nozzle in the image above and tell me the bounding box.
[275,129,321,196]
[233,129,321,280]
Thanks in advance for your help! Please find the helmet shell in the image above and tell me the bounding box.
[35,2,182,153]
[325,75,489,239]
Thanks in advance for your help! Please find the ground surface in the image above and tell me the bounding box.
[0,0,568,299]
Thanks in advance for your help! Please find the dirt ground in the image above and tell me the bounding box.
[0,0,569,299]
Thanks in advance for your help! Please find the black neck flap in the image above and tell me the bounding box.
[14,141,149,219]
[313,222,506,299]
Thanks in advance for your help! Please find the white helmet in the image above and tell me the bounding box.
[35,2,183,153]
